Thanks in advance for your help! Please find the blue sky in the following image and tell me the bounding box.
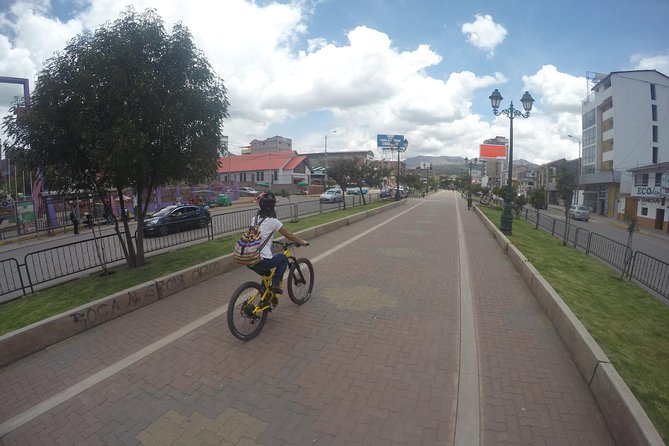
[1,0,668,164]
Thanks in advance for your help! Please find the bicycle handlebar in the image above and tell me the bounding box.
[272,240,309,248]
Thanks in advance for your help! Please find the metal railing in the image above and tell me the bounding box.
[517,206,668,300]
[1,194,384,300]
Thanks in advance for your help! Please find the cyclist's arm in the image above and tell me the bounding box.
[278,226,308,246]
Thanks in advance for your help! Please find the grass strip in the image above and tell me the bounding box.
[0,201,389,335]
[480,205,669,442]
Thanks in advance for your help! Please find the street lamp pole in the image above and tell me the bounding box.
[324,130,337,186]
[489,89,534,236]
[465,157,478,185]
[394,139,408,201]
[568,134,581,205]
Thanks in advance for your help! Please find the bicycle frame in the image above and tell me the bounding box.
[249,245,297,315]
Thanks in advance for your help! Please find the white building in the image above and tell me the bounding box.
[576,70,669,232]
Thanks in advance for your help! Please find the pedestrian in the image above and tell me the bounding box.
[69,206,80,234]
[83,212,93,229]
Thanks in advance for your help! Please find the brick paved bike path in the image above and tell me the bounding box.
[0,191,613,445]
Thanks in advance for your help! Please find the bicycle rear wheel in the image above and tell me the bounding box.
[227,282,268,340]
[287,258,314,305]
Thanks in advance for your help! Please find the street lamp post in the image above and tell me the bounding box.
[464,157,478,185]
[568,134,581,205]
[394,139,408,201]
[324,130,337,186]
[489,89,534,236]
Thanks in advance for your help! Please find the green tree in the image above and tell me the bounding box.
[357,162,392,205]
[514,195,527,219]
[2,8,229,267]
[528,187,547,229]
[556,161,576,245]
[326,159,358,210]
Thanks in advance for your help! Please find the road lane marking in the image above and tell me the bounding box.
[454,192,481,445]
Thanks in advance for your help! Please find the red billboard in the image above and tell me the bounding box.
[479,144,507,160]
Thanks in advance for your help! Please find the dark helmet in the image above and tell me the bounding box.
[258,191,276,210]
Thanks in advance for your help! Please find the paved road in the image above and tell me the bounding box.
[0,191,614,445]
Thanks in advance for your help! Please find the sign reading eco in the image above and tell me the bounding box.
[633,172,669,197]
[377,134,406,151]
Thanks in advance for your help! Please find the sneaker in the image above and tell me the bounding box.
[270,285,283,295]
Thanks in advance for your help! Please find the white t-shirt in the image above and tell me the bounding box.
[253,216,283,259]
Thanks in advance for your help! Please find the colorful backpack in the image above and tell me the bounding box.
[233,217,272,265]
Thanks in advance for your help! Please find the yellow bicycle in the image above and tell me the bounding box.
[227,241,314,340]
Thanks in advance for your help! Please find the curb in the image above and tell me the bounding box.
[0,200,406,367]
[473,205,664,446]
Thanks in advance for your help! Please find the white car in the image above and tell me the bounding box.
[568,205,590,221]
[238,187,258,197]
[319,188,343,203]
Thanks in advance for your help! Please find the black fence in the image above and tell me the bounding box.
[1,194,383,300]
[521,206,668,300]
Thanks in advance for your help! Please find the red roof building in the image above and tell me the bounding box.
[217,151,311,187]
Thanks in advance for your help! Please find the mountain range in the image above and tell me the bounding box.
[404,155,537,168]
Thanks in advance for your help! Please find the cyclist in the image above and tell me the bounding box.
[253,191,309,294]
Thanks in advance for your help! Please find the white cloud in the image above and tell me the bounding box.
[630,53,669,75]
[0,1,661,167]
[523,65,585,114]
[461,14,507,58]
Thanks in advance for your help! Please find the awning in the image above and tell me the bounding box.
[297,179,309,186]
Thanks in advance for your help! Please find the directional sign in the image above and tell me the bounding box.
[377,134,406,151]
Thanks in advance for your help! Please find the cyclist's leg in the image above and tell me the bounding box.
[256,254,288,289]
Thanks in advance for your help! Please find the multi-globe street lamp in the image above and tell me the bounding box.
[464,157,479,185]
[489,88,535,236]
[568,134,582,205]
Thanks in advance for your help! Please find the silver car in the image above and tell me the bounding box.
[568,205,590,222]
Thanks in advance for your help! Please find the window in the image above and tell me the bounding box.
[651,84,656,100]
[656,173,662,186]
[273,171,278,181]
[634,174,649,187]
[653,126,658,143]
[641,207,648,216]
[653,147,659,164]
[583,110,596,129]
[652,104,658,121]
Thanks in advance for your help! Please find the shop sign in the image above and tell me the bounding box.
[632,173,669,197]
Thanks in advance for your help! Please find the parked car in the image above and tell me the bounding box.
[380,187,393,198]
[143,204,211,237]
[346,187,369,195]
[568,204,590,221]
[320,188,343,203]
[238,187,258,197]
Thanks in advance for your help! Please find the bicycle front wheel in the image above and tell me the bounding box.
[287,258,314,305]
[227,282,268,340]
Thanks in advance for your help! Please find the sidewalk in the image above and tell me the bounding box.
[0,192,620,444]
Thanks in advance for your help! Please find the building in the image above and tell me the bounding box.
[576,70,669,228]
[244,136,293,154]
[533,160,564,205]
[217,151,311,192]
[516,165,535,197]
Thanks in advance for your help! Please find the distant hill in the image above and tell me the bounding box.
[405,155,538,168]
[404,155,538,176]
